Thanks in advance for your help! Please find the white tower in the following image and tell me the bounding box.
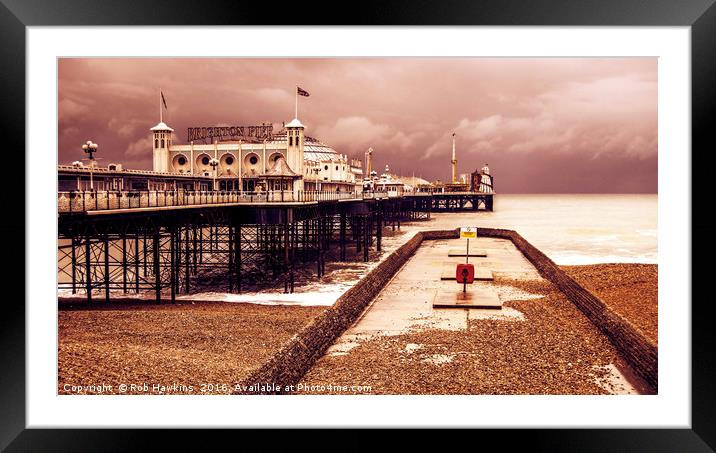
[285,117,305,192]
[151,121,174,173]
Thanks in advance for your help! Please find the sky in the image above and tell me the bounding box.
[58,58,657,193]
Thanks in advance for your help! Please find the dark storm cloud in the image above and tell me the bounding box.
[58,58,657,193]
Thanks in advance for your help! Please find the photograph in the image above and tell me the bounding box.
[56,57,658,396]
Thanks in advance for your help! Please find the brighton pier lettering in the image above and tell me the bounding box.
[187,125,274,142]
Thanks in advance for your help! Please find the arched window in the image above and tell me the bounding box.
[161,139,165,148]
[324,165,328,171]
[155,139,158,148]
[289,136,293,146]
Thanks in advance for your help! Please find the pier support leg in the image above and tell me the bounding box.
[185,225,190,293]
[339,212,346,261]
[235,222,242,293]
[104,235,110,303]
[170,227,176,304]
[143,235,148,277]
[363,215,369,262]
[85,233,92,304]
[284,218,290,294]
[376,207,382,252]
[122,236,127,294]
[154,230,161,304]
[134,234,140,293]
[229,225,234,293]
[192,225,198,273]
[175,226,181,296]
[71,235,77,294]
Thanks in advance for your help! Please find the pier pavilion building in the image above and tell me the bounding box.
[59,116,363,194]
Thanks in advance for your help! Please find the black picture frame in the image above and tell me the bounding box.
[3,0,714,450]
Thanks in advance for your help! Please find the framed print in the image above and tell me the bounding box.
[3,0,716,450]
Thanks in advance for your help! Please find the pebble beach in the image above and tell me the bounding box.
[58,260,657,395]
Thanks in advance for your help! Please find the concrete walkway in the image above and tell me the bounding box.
[320,236,641,394]
[326,236,543,354]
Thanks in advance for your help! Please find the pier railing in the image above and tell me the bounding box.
[57,189,364,213]
[58,188,495,213]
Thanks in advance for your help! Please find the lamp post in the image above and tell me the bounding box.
[209,158,219,191]
[81,140,98,190]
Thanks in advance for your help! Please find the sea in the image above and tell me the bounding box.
[426,194,657,265]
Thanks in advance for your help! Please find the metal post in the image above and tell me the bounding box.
[192,225,198,273]
[316,219,322,277]
[143,235,148,276]
[376,204,382,252]
[154,230,161,304]
[134,234,140,293]
[85,234,92,304]
[175,226,181,296]
[290,221,295,293]
[199,225,203,265]
[70,235,77,294]
[228,225,234,293]
[236,221,242,293]
[284,219,290,294]
[104,235,110,303]
[122,236,127,293]
[363,216,369,262]
[185,225,190,293]
[339,211,346,261]
[169,227,176,304]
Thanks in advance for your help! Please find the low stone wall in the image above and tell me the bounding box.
[236,226,657,394]
[236,232,426,394]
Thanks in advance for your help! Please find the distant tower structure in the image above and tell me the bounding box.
[151,121,173,173]
[284,117,305,192]
[451,133,457,183]
[151,89,173,173]
[365,147,373,177]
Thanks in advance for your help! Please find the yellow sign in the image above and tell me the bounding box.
[460,227,477,238]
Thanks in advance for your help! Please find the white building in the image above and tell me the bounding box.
[151,116,362,194]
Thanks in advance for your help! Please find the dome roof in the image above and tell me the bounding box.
[285,118,304,128]
[150,122,174,132]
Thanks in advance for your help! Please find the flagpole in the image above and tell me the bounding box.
[295,85,298,119]
[159,88,163,123]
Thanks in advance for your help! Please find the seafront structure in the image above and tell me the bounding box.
[60,117,362,194]
[57,100,496,304]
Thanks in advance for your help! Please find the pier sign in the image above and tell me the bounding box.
[460,227,477,238]
[187,124,274,143]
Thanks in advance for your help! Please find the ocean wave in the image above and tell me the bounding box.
[550,253,658,266]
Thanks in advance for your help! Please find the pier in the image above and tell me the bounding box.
[58,189,495,304]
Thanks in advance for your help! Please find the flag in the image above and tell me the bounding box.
[161,91,168,109]
[297,86,310,97]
